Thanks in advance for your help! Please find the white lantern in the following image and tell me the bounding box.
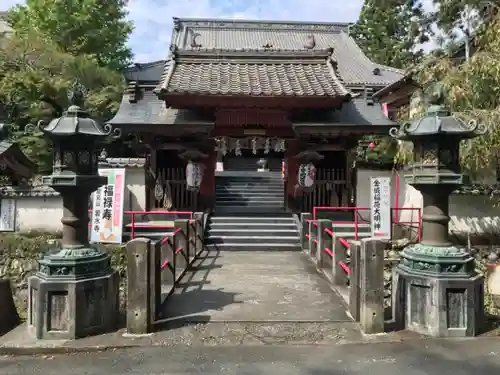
[186,161,205,192]
[296,163,316,192]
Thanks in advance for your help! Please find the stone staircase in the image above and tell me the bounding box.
[205,170,300,251]
[224,156,282,171]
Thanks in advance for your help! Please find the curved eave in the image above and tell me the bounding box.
[395,130,480,141]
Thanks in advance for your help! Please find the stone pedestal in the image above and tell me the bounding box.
[392,245,484,337]
[27,249,119,340]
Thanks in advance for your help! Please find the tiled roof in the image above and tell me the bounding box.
[107,90,214,126]
[157,49,350,97]
[167,18,404,88]
[0,185,59,198]
[99,158,147,168]
[293,99,397,127]
[123,60,166,82]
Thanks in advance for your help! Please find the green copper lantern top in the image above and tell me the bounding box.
[389,82,487,141]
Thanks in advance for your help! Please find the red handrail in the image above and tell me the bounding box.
[88,209,192,240]
[312,206,422,241]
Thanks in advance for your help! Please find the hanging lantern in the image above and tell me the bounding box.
[296,163,316,192]
[186,161,205,192]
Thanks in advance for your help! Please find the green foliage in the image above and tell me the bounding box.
[428,0,497,34]
[403,13,500,180]
[350,0,429,69]
[7,0,133,71]
[0,30,125,172]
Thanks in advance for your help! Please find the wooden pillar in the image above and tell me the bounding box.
[147,147,158,211]
[286,140,298,212]
[199,150,215,213]
[346,149,355,207]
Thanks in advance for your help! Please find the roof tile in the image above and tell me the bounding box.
[171,19,404,87]
[159,50,350,97]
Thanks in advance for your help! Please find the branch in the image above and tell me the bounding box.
[39,96,63,117]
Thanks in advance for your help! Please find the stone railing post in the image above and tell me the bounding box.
[348,240,361,322]
[332,235,349,286]
[126,238,160,334]
[315,220,328,270]
[193,212,204,254]
[300,213,311,251]
[319,220,333,272]
[160,236,176,284]
[308,220,317,258]
[359,238,386,334]
[175,219,190,261]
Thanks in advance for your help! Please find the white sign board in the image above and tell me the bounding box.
[370,177,391,239]
[90,168,126,244]
[0,199,16,231]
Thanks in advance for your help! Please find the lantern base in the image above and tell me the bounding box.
[37,246,112,280]
[396,243,475,278]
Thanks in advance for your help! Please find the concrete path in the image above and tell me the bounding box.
[160,250,351,323]
[3,339,500,374]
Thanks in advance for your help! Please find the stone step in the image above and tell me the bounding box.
[215,200,284,207]
[204,243,301,251]
[213,207,286,214]
[216,171,282,178]
[207,228,299,237]
[216,190,284,196]
[216,182,284,188]
[215,195,284,201]
[215,188,284,194]
[206,235,300,245]
[209,215,295,224]
[208,222,298,230]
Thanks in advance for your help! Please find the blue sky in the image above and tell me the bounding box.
[1,0,436,62]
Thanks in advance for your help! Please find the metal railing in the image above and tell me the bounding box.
[88,209,193,240]
[301,213,387,334]
[125,213,205,334]
[312,206,422,241]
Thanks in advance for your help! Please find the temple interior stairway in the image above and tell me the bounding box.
[206,161,300,250]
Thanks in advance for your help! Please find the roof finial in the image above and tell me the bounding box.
[304,35,316,49]
[67,81,87,108]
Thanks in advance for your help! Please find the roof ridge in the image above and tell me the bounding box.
[173,48,336,60]
[373,63,405,75]
[174,17,352,28]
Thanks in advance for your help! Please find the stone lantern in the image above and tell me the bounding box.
[389,83,487,337]
[26,85,122,339]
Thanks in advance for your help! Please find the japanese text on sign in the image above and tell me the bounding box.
[90,168,125,244]
[370,177,391,239]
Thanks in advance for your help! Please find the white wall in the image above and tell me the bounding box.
[14,196,62,233]
[356,168,500,235]
[2,166,147,234]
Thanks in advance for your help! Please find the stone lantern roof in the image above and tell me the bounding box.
[390,104,486,141]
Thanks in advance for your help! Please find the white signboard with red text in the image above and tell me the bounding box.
[90,168,125,244]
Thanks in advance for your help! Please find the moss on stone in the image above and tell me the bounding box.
[0,233,128,321]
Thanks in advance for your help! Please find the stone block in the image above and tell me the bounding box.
[392,267,484,337]
[27,270,119,339]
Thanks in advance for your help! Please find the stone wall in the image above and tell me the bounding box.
[0,233,127,320]
[0,159,147,233]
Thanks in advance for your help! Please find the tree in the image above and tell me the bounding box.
[402,12,500,180]
[427,0,498,61]
[7,0,133,71]
[350,0,429,69]
[0,30,125,172]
